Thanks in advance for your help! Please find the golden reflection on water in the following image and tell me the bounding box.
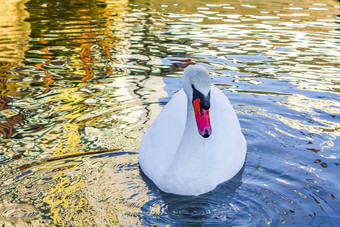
[0,0,30,63]
[0,0,30,142]
[1,0,143,225]
[42,167,93,226]
[34,1,140,225]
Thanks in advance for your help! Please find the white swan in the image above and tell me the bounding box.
[139,65,246,196]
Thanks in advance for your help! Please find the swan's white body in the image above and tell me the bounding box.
[139,65,246,196]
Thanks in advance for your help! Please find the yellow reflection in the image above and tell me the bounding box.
[0,0,30,63]
[63,153,152,225]
[50,83,88,157]
[47,0,129,157]
[37,0,140,225]
[0,0,30,141]
[42,171,94,226]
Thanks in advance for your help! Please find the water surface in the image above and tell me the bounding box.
[0,0,339,225]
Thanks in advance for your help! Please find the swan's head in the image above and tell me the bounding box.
[183,65,212,138]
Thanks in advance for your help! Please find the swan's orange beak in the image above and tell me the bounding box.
[193,98,212,138]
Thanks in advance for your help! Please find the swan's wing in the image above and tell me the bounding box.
[139,89,187,182]
[209,86,247,182]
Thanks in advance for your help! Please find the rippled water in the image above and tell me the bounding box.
[0,0,339,225]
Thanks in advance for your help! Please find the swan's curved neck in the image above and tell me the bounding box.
[175,98,207,155]
[185,100,197,135]
[166,97,211,185]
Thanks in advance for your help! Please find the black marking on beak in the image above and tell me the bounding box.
[192,84,211,111]
[203,129,210,138]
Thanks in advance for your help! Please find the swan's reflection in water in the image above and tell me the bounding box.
[140,166,244,225]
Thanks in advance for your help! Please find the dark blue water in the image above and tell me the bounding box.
[0,0,339,225]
